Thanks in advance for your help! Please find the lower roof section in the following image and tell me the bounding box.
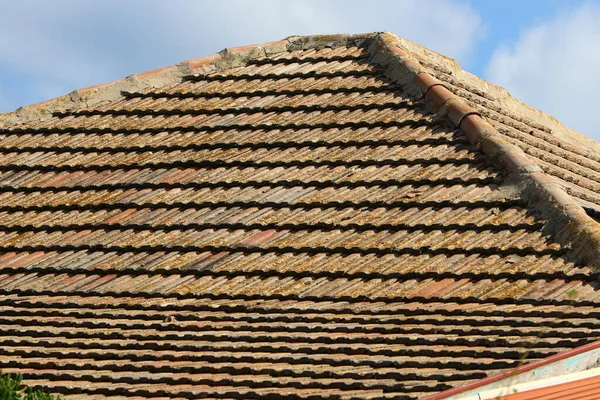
[496,373,600,400]
[1,291,599,399]
[426,340,600,399]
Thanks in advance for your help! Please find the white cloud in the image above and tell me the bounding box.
[0,0,481,112]
[484,2,600,142]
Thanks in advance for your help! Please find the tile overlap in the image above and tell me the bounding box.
[0,34,598,399]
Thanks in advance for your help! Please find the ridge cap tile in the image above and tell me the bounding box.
[371,31,600,270]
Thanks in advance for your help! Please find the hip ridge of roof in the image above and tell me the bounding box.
[368,31,600,269]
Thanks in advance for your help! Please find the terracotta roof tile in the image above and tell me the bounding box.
[496,374,600,400]
[0,31,598,399]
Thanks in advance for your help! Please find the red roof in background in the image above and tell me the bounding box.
[424,339,600,400]
[0,32,598,399]
[499,374,600,400]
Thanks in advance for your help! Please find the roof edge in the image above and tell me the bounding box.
[369,31,600,269]
[0,38,289,129]
[0,33,377,129]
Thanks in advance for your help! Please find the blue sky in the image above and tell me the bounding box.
[1,0,599,142]
[463,0,564,74]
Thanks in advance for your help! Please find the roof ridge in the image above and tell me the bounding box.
[368,32,600,269]
[395,36,600,160]
[0,33,376,129]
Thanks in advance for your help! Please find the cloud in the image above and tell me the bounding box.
[0,0,481,113]
[484,2,600,141]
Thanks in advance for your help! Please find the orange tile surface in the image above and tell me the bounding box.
[499,374,600,400]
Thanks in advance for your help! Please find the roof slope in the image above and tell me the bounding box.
[426,338,600,399]
[0,32,598,399]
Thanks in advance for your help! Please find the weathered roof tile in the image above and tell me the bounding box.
[0,31,598,399]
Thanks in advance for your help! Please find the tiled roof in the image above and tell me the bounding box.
[425,338,600,399]
[0,32,598,399]
[496,374,600,400]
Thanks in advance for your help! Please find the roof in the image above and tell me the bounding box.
[460,368,600,400]
[425,339,600,399]
[467,372,600,400]
[497,374,600,400]
[0,31,599,399]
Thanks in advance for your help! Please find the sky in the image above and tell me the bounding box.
[1,0,599,143]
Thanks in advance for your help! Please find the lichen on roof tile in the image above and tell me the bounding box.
[0,31,598,400]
